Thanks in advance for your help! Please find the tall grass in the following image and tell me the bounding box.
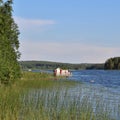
[18,72,77,89]
[0,72,118,120]
[19,89,116,120]
[0,86,23,120]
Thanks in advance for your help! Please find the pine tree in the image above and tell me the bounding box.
[0,0,21,84]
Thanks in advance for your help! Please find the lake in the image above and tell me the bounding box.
[70,70,120,88]
[33,69,120,119]
[69,70,120,120]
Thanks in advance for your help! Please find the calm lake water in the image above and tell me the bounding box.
[70,70,120,88]
[69,70,120,100]
[69,70,120,120]
[33,69,120,119]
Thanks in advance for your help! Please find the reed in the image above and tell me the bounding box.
[0,72,118,120]
[17,89,116,120]
[18,71,77,89]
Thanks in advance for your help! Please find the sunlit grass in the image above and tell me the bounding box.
[18,71,77,89]
[0,71,118,120]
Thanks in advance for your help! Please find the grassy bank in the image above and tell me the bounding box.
[0,72,117,120]
[18,72,77,88]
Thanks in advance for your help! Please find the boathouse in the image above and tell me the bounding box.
[53,68,72,77]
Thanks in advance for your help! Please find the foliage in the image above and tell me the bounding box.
[104,57,120,70]
[20,60,104,70]
[0,0,21,84]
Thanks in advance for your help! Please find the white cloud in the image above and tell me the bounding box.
[14,17,56,26]
[19,41,120,63]
[14,17,56,31]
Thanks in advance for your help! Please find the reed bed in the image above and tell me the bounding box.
[18,72,77,89]
[0,72,118,120]
[19,89,116,120]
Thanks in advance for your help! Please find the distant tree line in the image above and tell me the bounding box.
[20,57,120,70]
[19,61,104,70]
[104,57,120,70]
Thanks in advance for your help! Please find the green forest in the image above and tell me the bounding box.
[19,61,104,70]
[20,57,120,70]
[104,57,120,70]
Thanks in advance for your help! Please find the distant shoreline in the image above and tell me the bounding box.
[19,60,104,70]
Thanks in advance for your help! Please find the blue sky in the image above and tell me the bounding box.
[13,0,120,63]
